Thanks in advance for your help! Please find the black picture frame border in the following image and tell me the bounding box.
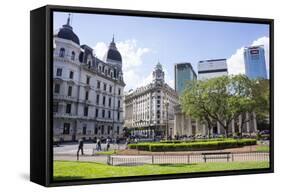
[30,4,274,187]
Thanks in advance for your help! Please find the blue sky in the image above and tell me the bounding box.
[54,12,270,91]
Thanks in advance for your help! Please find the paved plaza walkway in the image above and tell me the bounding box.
[54,143,269,166]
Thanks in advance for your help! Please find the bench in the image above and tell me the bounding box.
[202,152,232,163]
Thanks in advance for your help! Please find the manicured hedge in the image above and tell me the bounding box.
[128,139,256,152]
[159,138,230,144]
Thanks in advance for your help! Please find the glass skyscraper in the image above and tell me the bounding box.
[174,63,197,95]
[244,45,267,79]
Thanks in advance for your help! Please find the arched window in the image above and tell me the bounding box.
[59,48,65,57]
[71,51,75,60]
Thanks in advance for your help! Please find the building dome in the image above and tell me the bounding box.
[54,15,80,45]
[104,36,122,63]
[155,61,163,70]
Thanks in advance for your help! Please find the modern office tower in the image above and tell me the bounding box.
[174,63,197,95]
[53,15,125,141]
[124,62,179,138]
[244,45,267,79]
[198,59,228,80]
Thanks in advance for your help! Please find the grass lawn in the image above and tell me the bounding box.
[256,145,270,152]
[53,161,269,181]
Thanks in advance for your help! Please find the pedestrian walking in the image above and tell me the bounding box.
[77,138,84,160]
[97,138,102,151]
[106,138,110,151]
[125,137,130,149]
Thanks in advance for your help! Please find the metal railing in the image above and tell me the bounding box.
[107,152,269,166]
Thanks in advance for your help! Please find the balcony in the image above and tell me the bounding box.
[53,95,77,102]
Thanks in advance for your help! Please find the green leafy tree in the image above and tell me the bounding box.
[181,75,269,138]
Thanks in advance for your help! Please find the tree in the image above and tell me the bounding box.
[181,75,269,138]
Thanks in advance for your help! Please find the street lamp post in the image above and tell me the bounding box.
[164,98,169,140]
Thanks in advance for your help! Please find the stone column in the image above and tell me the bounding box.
[181,114,185,136]
[217,121,221,134]
[246,113,250,133]
[231,119,235,134]
[253,112,257,132]
[203,124,207,136]
[239,115,242,134]
[196,120,200,135]
[188,116,192,136]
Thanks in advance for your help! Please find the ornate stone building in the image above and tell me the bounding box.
[124,63,178,138]
[53,16,125,142]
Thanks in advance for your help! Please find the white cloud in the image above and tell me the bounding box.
[93,39,151,91]
[227,36,270,77]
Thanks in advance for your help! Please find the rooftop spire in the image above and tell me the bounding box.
[112,34,115,43]
[67,13,71,25]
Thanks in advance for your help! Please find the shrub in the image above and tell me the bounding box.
[128,139,257,152]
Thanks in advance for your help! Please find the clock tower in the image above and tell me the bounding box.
[153,62,165,84]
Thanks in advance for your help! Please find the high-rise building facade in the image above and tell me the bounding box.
[53,16,125,142]
[244,46,267,79]
[124,62,178,138]
[198,59,228,80]
[174,63,197,95]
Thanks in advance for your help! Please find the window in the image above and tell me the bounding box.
[96,94,100,105]
[53,102,58,112]
[97,81,100,89]
[56,68,62,76]
[54,84,60,93]
[66,104,71,114]
[108,98,111,107]
[118,100,120,108]
[108,111,111,119]
[82,126,87,135]
[67,86,72,96]
[102,110,105,118]
[87,61,91,66]
[101,125,104,134]
[94,126,98,134]
[95,109,99,118]
[71,51,75,60]
[117,112,120,120]
[109,85,112,93]
[102,65,105,73]
[118,88,121,95]
[85,91,89,100]
[103,96,106,106]
[86,76,90,85]
[117,126,120,134]
[103,83,107,91]
[99,66,102,72]
[63,123,70,134]
[59,48,65,57]
[107,126,110,134]
[157,100,160,104]
[84,106,88,116]
[69,71,74,79]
